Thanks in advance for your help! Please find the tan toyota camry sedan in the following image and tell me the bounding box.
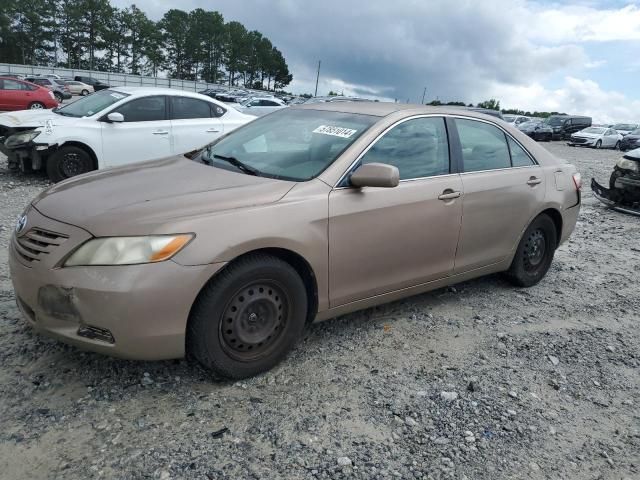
[9,103,581,379]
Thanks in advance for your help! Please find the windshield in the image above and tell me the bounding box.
[201,108,377,181]
[503,115,516,123]
[54,89,129,117]
[582,127,605,134]
[613,123,636,130]
[544,116,566,126]
[518,121,538,129]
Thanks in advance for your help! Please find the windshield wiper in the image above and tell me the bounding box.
[53,109,75,117]
[213,154,260,176]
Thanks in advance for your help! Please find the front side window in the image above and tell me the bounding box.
[507,137,534,167]
[456,118,511,172]
[202,108,377,181]
[360,117,450,180]
[113,96,166,122]
[171,97,212,120]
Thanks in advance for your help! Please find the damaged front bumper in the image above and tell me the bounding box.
[0,138,53,172]
[591,178,640,216]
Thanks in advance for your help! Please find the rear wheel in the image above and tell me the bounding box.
[614,141,620,150]
[504,214,557,287]
[54,92,63,103]
[46,145,94,182]
[187,254,308,379]
[29,102,45,109]
[81,89,89,96]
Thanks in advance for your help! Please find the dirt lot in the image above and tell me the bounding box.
[0,142,638,480]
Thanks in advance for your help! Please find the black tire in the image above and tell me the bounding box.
[81,89,89,96]
[29,102,45,109]
[54,92,63,103]
[504,214,557,287]
[187,254,308,379]
[614,141,620,150]
[595,140,602,149]
[46,145,94,182]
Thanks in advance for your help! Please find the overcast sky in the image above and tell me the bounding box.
[112,0,640,123]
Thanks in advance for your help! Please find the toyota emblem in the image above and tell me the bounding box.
[15,215,27,234]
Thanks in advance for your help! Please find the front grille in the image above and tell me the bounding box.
[14,228,68,263]
[571,137,588,144]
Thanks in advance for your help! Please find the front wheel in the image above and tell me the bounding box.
[504,214,557,287]
[54,92,63,103]
[614,141,620,150]
[46,145,94,182]
[187,254,308,379]
[595,140,602,149]
[29,102,45,109]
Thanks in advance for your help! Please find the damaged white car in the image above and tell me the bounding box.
[0,87,255,182]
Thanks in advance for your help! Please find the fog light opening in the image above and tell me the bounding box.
[77,325,115,344]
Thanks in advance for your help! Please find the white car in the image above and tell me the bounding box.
[234,96,287,117]
[0,87,255,182]
[567,126,623,149]
[503,114,531,126]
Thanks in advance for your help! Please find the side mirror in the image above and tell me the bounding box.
[106,112,124,123]
[350,163,400,188]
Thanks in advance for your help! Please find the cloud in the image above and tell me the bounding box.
[489,76,640,124]
[111,0,640,119]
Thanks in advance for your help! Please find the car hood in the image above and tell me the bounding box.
[573,132,600,139]
[0,109,81,129]
[32,156,296,237]
[622,135,640,141]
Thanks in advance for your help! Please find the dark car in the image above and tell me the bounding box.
[74,76,110,91]
[545,115,591,139]
[0,73,25,80]
[517,121,553,141]
[24,77,72,102]
[618,129,640,151]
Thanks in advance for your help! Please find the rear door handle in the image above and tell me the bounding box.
[206,128,220,133]
[527,177,542,186]
[438,190,462,200]
[152,130,169,135]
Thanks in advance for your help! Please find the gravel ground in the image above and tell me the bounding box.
[0,142,638,480]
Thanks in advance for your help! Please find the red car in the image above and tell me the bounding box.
[0,77,58,111]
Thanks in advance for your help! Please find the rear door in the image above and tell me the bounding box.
[169,96,224,154]
[452,117,546,273]
[101,95,172,168]
[328,116,463,306]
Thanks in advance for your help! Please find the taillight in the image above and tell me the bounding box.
[572,172,582,190]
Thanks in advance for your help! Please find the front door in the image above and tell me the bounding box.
[101,95,172,168]
[329,116,463,307]
[452,118,546,272]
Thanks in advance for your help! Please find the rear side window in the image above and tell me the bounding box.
[113,96,166,122]
[360,117,450,180]
[456,119,511,172]
[507,137,534,167]
[2,79,29,90]
[171,97,213,120]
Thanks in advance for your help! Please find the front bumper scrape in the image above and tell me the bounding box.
[591,178,640,217]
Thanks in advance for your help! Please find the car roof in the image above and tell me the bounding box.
[105,86,220,100]
[294,101,508,121]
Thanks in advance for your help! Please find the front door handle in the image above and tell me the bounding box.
[438,190,462,200]
[206,128,220,133]
[152,130,169,135]
[527,177,542,186]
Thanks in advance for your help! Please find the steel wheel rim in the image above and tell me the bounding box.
[60,152,85,177]
[219,280,289,361]
[523,229,546,271]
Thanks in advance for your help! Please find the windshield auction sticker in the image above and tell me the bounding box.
[313,125,357,138]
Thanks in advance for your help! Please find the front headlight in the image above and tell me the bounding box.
[616,158,639,172]
[5,130,40,148]
[64,234,194,267]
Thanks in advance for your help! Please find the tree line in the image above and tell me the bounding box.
[0,0,292,90]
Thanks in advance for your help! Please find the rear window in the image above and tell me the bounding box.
[456,118,511,172]
[171,97,213,119]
